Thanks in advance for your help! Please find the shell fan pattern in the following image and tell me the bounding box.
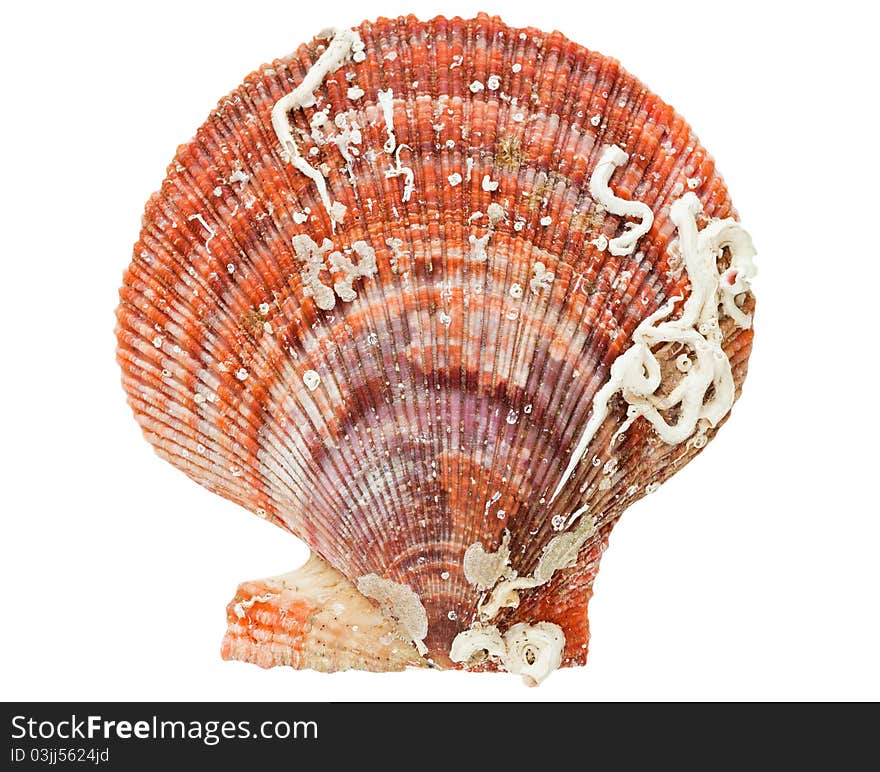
[116,14,756,685]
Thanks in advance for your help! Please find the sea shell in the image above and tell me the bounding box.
[116,14,756,684]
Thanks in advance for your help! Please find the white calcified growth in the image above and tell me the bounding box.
[589,144,654,256]
[328,200,347,224]
[302,370,321,391]
[482,174,499,192]
[469,204,506,262]
[470,234,492,263]
[450,622,565,686]
[228,167,249,189]
[463,531,511,590]
[293,234,336,311]
[328,240,377,302]
[478,516,597,620]
[487,202,506,227]
[530,261,555,294]
[294,236,376,309]
[309,109,330,143]
[333,110,363,182]
[385,237,406,274]
[502,622,565,686]
[271,28,361,227]
[449,625,507,664]
[454,510,585,684]
[385,143,415,202]
[377,88,397,153]
[357,574,429,655]
[187,213,216,256]
[550,192,756,503]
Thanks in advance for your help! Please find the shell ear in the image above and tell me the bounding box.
[222,553,425,672]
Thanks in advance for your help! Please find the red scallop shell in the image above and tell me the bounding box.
[115,14,754,676]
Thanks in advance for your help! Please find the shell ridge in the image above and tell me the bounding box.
[386,21,444,579]
[460,33,602,580]
[495,41,613,557]
[515,73,624,519]
[350,19,464,632]
[426,18,470,595]
[129,219,302,512]
[463,18,529,582]
[285,32,432,573]
[352,16,433,518]
[478,19,547,558]
[496,51,606,550]
[529,119,673,534]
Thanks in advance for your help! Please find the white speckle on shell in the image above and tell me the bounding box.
[329,200,347,223]
[591,235,609,251]
[448,172,462,186]
[530,262,554,294]
[303,370,321,391]
[469,80,485,93]
[228,168,249,188]
[487,203,506,226]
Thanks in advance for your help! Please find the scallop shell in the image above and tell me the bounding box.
[116,14,756,684]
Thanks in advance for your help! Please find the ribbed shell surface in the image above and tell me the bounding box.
[116,14,754,665]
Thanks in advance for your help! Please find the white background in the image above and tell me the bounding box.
[2,0,877,701]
